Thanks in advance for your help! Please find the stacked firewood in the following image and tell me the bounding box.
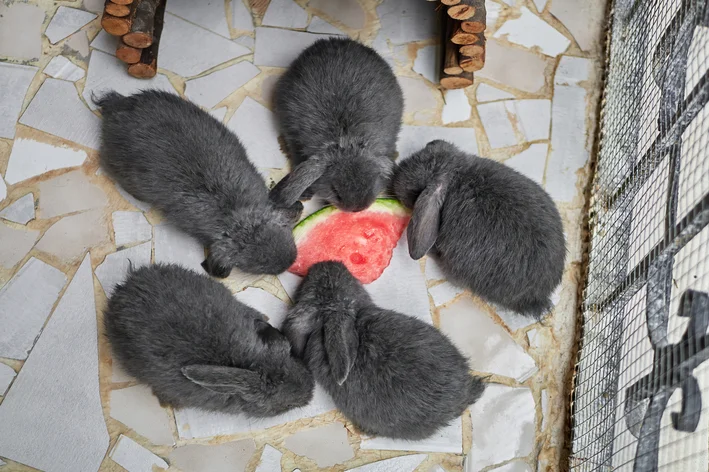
[101,0,166,79]
[439,0,486,89]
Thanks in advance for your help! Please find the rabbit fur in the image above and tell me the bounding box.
[96,90,301,278]
[393,140,566,318]
[104,263,314,416]
[270,38,404,212]
[282,261,485,440]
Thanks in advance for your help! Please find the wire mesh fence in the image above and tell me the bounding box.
[570,0,709,470]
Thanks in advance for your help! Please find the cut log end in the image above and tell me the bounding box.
[128,60,157,78]
[112,0,134,4]
[101,13,132,36]
[460,56,485,72]
[441,0,462,4]
[105,2,131,17]
[460,44,485,57]
[448,5,476,20]
[461,20,485,33]
[116,43,142,64]
[123,31,152,48]
[451,29,479,45]
[441,72,474,89]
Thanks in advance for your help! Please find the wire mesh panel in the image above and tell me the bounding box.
[571,0,709,470]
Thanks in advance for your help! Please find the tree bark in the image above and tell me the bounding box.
[105,1,131,17]
[461,1,486,33]
[448,0,476,20]
[441,72,474,89]
[123,0,160,48]
[127,0,165,78]
[116,40,142,64]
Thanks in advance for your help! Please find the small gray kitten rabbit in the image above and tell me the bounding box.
[270,37,404,212]
[282,261,485,440]
[393,140,566,318]
[104,263,314,416]
[96,90,301,278]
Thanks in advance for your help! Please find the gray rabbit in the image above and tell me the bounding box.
[96,90,301,278]
[282,261,485,440]
[393,140,566,318]
[104,263,314,416]
[270,38,404,212]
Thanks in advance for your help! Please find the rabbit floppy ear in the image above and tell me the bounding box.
[273,200,304,225]
[270,158,328,206]
[407,180,447,260]
[323,307,359,386]
[182,365,261,395]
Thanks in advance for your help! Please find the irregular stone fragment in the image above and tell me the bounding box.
[19,78,101,150]
[35,209,110,262]
[360,416,463,453]
[0,194,32,226]
[0,257,66,360]
[153,223,204,273]
[231,0,255,32]
[263,0,308,29]
[255,445,282,472]
[0,179,5,203]
[554,56,592,86]
[0,363,17,396]
[284,423,355,467]
[5,138,88,185]
[114,183,152,212]
[83,0,105,14]
[95,242,152,296]
[64,31,90,59]
[43,55,85,82]
[429,282,465,307]
[209,107,228,122]
[308,16,345,35]
[399,76,437,117]
[235,287,289,328]
[478,101,517,149]
[0,221,40,269]
[425,256,446,281]
[170,439,257,472]
[0,63,38,139]
[347,454,428,471]
[39,170,108,218]
[89,29,118,55]
[413,45,437,83]
[185,61,261,109]
[45,6,97,44]
[493,7,570,57]
[0,3,44,60]
[277,271,302,301]
[495,306,538,332]
[549,0,605,52]
[227,97,288,169]
[310,0,365,29]
[442,89,472,124]
[476,83,515,102]
[505,99,551,142]
[109,435,168,472]
[477,39,548,94]
[254,27,333,68]
[397,125,478,162]
[0,256,109,471]
[504,144,548,186]
[167,0,230,37]
[112,211,152,247]
[375,0,437,44]
[110,385,175,446]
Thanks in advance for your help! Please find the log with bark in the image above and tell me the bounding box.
[461,1,486,33]
[105,1,131,17]
[440,72,474,89]
[123,0,160,48]
[444,18,463,75]
[448,0,476,20]
[116,40,142,64]
[128,0,165,78]
[101,0,138,36]
[451,24,479,44]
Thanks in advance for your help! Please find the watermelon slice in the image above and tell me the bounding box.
[290,199,411,284]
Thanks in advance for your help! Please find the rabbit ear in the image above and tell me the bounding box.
[270,158,327,206]
[182,365,260,395]
[407,181,447,260]
[273,200,304,225]
[323,308,359,385]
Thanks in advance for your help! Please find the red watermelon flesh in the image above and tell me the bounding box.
[290,199,411,284]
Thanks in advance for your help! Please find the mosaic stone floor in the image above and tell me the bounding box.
[0,0,606,471]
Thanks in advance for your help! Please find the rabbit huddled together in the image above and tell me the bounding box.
[100,37,565,440]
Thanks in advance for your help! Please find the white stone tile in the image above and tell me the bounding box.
[255,445,283,472]
[526,328,540,349]
[83,50,177,111]
[167,0,230,37]
[347,454,427,471]
[494,7,570,57]
[397,125,478,162]
[554,56,592,86]
[35,209,110,262]
[160,13,250,77]
[413,45,437,83]
[476,83,515,103]
[234,35,255,50]
[468,384,535,470]
[110,385,175,446]
[533,0,548,12]
[439,297,537,381]
[170,439,257,472]
[209,107,228,122]
[429,282,465,307]
[399,76,437,117]
[43,55,85,82]
[310,0,366,30]
[495,306,538,332]
[83,0,105,14]
[308,16,345,35]
[0,179,5,203]
[90,29,119,55]
[477,39,548,94]
[115,183,152,212]
[0,63,38,139]
[254,27,333,68]
[504,143,548,185]
[278,271,302,301]
[367,233,432,324]
[487,461,532,472]
[425,256,446,281]
[19,78,101,150]
[64,31,90,59]
[38,170,108,218]
[284,422,355,467]
[361,416,463,454]
[175,384,336,439]
[478,101,517,149]
[0,3,44,61]
[154,223,204,273]
[231,0,255,32]
[541,389,549,430]
[186,61,261,109]
[5,138,87,185]
[549,0,604,52]
[45,6,96,44]
[235,287,289,328]
[506,99,551,142]
[375,0,437,45]
[110,435,169,472]
[429,467,446,472]
[486,0,503,26]
[442,89,471,124]
[0,221,39,269]
[0,364,17,396]
[262,0,308,29]
[227,97,288,169]
[545,85,589,202]
[112,211,152,247]
[0,255,109,471]
[0,257,66,359]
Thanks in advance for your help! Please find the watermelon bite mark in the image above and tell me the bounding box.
[290,199,411,284]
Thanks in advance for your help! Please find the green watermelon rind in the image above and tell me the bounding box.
[293,198,410,242]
